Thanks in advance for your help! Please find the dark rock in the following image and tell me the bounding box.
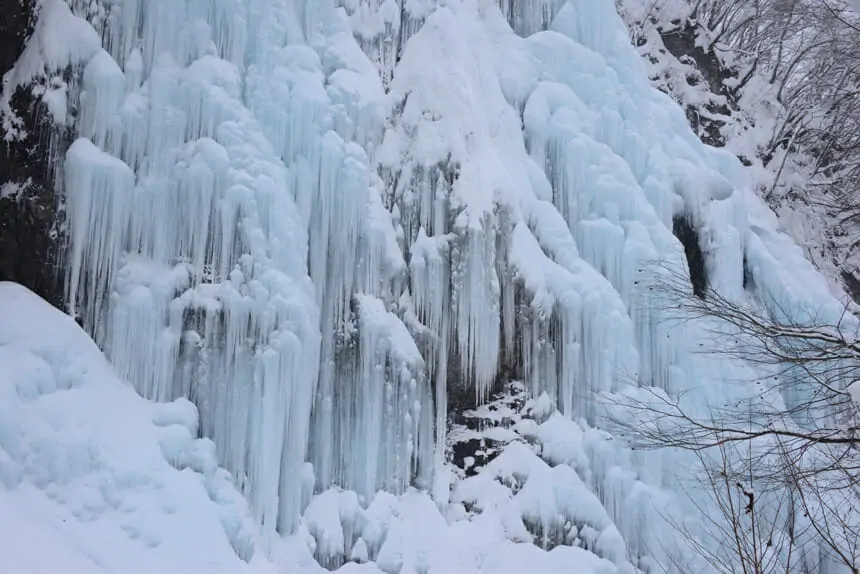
[0,0,33,73]
[0,0,67,309]
[841,270,860,306]
[659,24,734,147]
[659,24,733,99]
[672,214,708,298]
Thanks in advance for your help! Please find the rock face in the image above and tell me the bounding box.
[0,1,32,71]
[0,0,65,309]
[657,24,734,148]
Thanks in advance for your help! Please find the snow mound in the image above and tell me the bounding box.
[286,462,624,574]
[0,282,261,574]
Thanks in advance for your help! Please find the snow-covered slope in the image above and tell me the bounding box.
[0,281,261,574]
[3,0,858,572]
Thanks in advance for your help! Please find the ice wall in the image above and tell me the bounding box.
[33,0,855,566]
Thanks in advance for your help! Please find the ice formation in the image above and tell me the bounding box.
[11,0,857,569]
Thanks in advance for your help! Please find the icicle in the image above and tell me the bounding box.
[64,138,135,335]
[451,226,502,400]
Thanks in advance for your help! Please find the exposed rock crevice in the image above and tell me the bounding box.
[672,214,707,298]
[0,0,66,309]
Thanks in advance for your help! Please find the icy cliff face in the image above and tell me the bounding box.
[9,0,855,569]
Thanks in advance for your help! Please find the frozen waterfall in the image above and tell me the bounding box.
[32,0,854,566]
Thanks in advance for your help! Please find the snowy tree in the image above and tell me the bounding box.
[612,269,860,573]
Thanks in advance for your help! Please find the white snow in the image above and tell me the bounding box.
[0,181,25,200]
[849,381,860,409]
[0,282,262,573]
[0,0,100,136]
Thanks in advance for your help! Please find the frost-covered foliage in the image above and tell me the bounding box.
[10,0,860,571]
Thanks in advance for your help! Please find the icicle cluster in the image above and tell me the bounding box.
[51,0,858,566]
[58,0,452,540]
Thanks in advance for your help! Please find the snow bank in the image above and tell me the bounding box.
[287,470,623,574]
[0,282,261,573]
